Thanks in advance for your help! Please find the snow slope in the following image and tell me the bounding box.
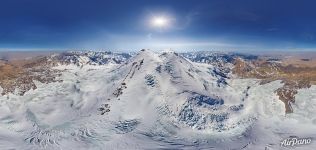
[0,50,315,149]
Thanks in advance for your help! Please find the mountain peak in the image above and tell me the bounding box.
[130,49,160,62]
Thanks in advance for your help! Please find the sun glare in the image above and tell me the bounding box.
[151,16,169,28]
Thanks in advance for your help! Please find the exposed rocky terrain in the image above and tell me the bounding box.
[233,55,316,113]
[0,57,62,96]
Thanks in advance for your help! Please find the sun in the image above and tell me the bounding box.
[151,16,169,28]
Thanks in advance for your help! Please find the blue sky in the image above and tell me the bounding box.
[1,0,316,51]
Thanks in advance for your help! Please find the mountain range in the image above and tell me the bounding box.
[0,50,315,149]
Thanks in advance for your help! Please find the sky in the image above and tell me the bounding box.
[1,0,316,51]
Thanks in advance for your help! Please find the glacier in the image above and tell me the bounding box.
[0,50,315,150]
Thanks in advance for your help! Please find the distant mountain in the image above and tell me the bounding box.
[49,51,133,66]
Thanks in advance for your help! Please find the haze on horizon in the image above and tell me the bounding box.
[1,0,316,52]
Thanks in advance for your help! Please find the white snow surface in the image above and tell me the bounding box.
[0,50,315,149]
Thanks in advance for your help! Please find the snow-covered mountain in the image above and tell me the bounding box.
[48,51,133,66]
[0,50,316,150]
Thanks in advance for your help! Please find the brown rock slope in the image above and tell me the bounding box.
[0,56,62,96]
[233,57,316,113]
